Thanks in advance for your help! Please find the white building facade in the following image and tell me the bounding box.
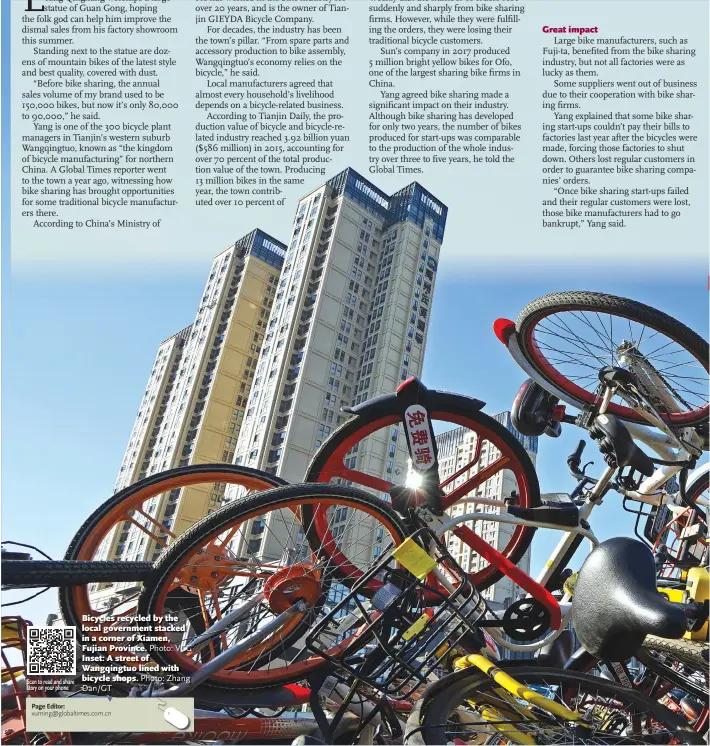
[231,169,448,486]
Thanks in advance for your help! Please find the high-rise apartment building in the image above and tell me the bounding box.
[436,412,539,607]
[108,230,286,564]
[231,168,448,492]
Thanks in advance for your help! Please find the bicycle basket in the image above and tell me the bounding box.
[305,528,487,699]
[644,504,671,546]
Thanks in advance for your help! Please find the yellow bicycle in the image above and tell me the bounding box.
[404,654,704,744]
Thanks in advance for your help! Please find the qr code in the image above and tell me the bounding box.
[27,626,76,675]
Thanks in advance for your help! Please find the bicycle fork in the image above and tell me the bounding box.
[455,655,582,722]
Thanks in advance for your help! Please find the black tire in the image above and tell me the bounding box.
[306,393,541,592]
[59,464,286,629]
[1,560,153,588]
[564,636,709,706]
[638,637,708,692]
[55,464,287,698]
[685,470,708,522]
[137,482,408,694]
[516,291,709,426]
[405,665,704,745]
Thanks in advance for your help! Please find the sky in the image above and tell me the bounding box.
[2,267,707,626]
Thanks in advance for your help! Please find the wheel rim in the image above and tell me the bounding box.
[67,467,282,668]
[307,410,537,590]
[144,495,404,686]
[522,306,709,426]
[434,671,692,744]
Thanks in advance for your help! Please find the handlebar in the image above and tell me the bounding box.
[567,440,587,480]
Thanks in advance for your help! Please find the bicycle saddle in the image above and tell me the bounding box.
[589,413,655,477]
[572,537,687,662]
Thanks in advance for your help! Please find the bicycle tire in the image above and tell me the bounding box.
[2,560,153,588]
[565,643,709,711]
[137,482,408,694]
[685,470,708,521]
[516,291,709,426]
[639,636,708,680]
[306,392,541,592]
[404,665,704,745]
[57,463,286,683]
[59,465,285,623]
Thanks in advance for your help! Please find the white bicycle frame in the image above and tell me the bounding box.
[186,327,708,663]
[419,331,708,654]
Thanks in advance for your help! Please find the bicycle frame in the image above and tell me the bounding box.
[416,432,704,654]
[146,368,707,685]
[371,373,703,653]
[423,486,602,654]
[421,452,706,654]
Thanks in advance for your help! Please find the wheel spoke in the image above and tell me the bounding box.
[443,456,511,506]
[529,304,708,422]
[335,467,393,493]
[125,508,175,546]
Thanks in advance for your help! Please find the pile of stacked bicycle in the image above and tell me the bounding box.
[3,291,708,745]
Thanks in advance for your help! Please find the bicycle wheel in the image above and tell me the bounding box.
[686,469,708,521]
[59,464,286,669]
[306,391,540,592]
[405,665,704,744]
[565,643,709,727]
[516,291,709,426]
[637,637,708,699]
[137,482,408,694]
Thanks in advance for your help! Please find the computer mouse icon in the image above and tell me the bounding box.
[163,706,190,730]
